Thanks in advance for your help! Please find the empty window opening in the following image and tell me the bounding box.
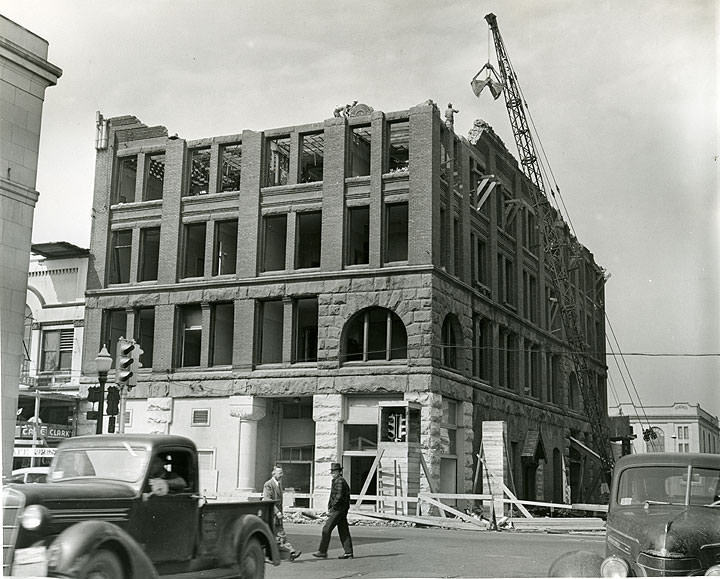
[138,227,160,282]
[144,154,165,201]
[293,297,318,363]
[102,309,127,369]
[385,202,408,263]
[387,120,409,172]
[213,220,238,276]
[109,229,132,284]
[210,302,234,366]
[135,307,155,368]
[178,305,202,367]
[262,214,287,272]
[477,237,488,285]
[257,300,283,365]
[300,132,324,183]
[343,307,407,363]
[440,207,447,268]
[266,136,290,186]
[41,328,73,372]
[473,315,491,381]
[524,209,538,252]
[350,126,371,177]
[453,217,461,276]
[220,144,242,192]
[346,206,369,265]
[295,211,321,269]
[182,222,206,278]
[115,156,137,203]
[188,148,211,196]
[498,253,516,307]
[442,315,459,369]
[525,343,541,398]
[499,328,518,389]
[440,141,449,183]
[523,271,538,323]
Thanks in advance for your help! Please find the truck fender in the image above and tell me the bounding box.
[47,519,158,579]
[547,550,604,577]
[217,513,281,567]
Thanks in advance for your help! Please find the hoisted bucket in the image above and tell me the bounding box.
[471,63,504,100]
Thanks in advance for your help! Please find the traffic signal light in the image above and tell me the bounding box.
[106,385,120,416]
[642,428,658,442]
[387,414,397,440]
[129,344,143,390]
[397,415,407,441]
[116,337,135,389]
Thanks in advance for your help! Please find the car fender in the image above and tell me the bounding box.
[216,513,280,567]
[548,550,604,577]
[47,519,158,579]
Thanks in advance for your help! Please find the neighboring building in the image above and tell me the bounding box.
[82,102,608,507]
[0,15,61,477]
[14,243,89,469]
[610,402,720,455]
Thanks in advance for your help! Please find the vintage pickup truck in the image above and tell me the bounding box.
[549,452,720,577]
[3,433,280,578]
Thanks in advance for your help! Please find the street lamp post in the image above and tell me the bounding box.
[94,346,113,434]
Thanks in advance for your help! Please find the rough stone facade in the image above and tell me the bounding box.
[80,102,608,509]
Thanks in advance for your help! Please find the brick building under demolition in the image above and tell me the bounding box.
[81,101,608,509]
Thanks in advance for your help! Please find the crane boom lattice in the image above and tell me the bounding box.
[482,13,614,475]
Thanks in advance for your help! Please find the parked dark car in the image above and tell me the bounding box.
[3,433,280,578]
[549,452,720,577]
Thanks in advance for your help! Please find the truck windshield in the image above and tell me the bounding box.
[49,445,149,483]
[616,465,720,507]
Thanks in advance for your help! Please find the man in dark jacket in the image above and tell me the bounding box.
[313,462,354,559]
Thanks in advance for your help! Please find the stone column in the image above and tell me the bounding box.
[461,401,475,493]
[147,397,173,434]
[312,394,344,510]
[405,391,442,515]
[230,395,267,495]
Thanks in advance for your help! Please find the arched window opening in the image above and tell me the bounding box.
[342,307,407,363]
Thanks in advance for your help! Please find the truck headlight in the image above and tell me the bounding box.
[601,555,630,578]
[705,565,720,576]
[21,504,48,531]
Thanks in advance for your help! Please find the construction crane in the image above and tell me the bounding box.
[473,13,615,482]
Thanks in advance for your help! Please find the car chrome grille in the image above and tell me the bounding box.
[637,552,702,576]
[2,487,25,576]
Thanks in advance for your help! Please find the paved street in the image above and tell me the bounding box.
[267,523,604,578]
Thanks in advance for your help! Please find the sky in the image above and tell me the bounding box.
[3,0,719,419]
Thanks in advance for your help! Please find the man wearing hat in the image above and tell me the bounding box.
[313,462,354,559]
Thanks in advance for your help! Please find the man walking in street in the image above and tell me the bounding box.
[263,465,301,561]
[313,462,354,559]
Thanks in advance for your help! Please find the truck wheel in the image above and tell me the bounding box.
[239,537,265,579]
[79,549,124,579]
